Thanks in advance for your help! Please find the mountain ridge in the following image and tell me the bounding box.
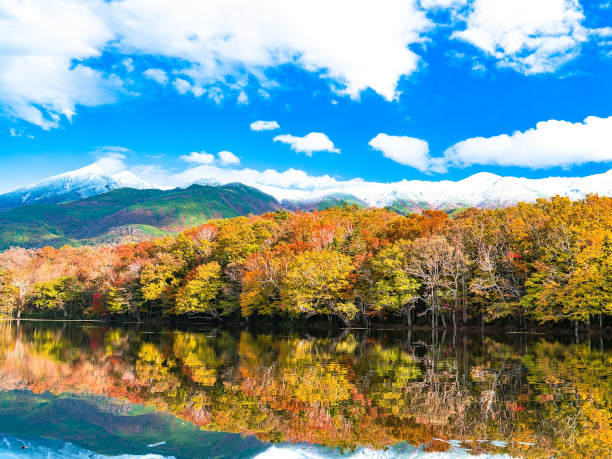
[0,183,282,250]
[0,164,158,212]
[3,165,612,215]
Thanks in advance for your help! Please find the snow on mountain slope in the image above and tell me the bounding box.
[3,165,612,214]
[257,169,612,210]
[0,164,160,212]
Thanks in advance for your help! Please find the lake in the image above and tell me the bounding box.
[0,321,610,458]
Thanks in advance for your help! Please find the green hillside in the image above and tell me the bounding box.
[0,184,282,250]
[288,194,368,212]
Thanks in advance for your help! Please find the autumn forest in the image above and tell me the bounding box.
[2,195,612,333]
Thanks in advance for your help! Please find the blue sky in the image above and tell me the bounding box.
[0,0,611,193]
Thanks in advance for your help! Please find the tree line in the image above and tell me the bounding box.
[2,195,612,331]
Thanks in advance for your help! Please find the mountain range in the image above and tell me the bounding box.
[2,164,612,249]
[0,183,281,250]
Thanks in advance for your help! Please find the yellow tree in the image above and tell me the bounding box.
[368,241,421,324]
[282,250,356,325]
[173,262,225,318]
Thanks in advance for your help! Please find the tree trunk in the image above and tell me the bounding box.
[16,297,23,319]
[462,277,467,324]
[575,321,579,341]
[336,312,352,328]
[586,315,591,334]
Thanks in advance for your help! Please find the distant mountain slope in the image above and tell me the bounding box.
[0,184,281,250]
[0,164,159,212]
[3,163,612,250]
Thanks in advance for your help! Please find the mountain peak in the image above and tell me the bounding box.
[68,163,106,176]
[459,172,501,183]
[0,164,159,212]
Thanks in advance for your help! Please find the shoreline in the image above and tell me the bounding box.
[3,316,611,337]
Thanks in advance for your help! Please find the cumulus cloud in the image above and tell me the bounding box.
[369,133,432,171]
[218,151,241,166]
[443,116,612,168]
[180,151,215,165]
[135,163,359,196]
[250,120,280,131]
[452,0,588,74]
[274,132,340,156]
[122,58,135,73]
[0,0,119,129]
[143,68,169,85]
[110,0,431,101]
[3,0,608,130]
[0,0,433,127]
[92,146,130,174]
[180,150,242,166]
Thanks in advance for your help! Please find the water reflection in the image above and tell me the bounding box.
[0,321,610,458]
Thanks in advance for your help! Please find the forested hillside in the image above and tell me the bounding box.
[0,184,281,250]
[2,195,612,331]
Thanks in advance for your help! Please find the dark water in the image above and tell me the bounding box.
[0,321,610,458]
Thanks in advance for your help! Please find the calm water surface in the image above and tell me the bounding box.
[0,321,610,458]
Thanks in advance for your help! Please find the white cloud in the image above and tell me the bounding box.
[592,27,612,37]
[110,0,431,101]
[93,147,129,174]
[180,150,241,166]
[180,151,215,165]
[274,132,340,156]
[122,58,134,73]
[421,0,468,10]
[444,115,612,168]
[0,0,119,129]
[134,163,357,195]
[0,0,433,128]
[369,133,432,172]
[172,78,205,97]
[250,120,280,131]
[207,87,224,104]
[3,0,607,130]
[452,0,588,74]
[218,151,241,166]
[143,68,169,85]
[173,78,191,94]
[237,92,248,105]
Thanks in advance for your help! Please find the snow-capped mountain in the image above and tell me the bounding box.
[0,164,159,212]
[261,169,612,211]
[3,164,612,214]
[182,177,223,188]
